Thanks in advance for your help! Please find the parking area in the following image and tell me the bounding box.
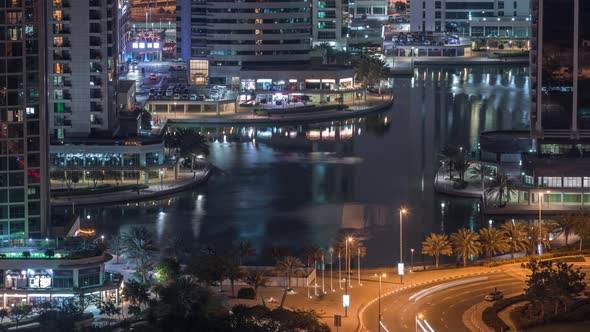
[121,61,236,105]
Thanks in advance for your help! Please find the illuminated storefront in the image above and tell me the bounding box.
[0,249,121,307]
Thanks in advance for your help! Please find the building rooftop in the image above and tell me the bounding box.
[241,64,354,72]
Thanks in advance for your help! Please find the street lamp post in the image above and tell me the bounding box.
[338,250,342,289]
[344,237,353,317]
[538,192,544,256]
[314,258,318,296]
[399,208,407,284]
[330,248,334,292]
[347,237,352,289]
[375,273,386,332]
[322,253,325,294]
[410,248,414,271]
[357,247,361,286]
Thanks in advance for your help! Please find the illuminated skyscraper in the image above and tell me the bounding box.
[0,0,49,239]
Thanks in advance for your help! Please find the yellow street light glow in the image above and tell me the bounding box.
[400,208,407,214]
[418,313,424,319]
[347,237,353,242]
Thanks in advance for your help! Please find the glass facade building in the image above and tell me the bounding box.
[0,0,49,240]
[177,0,312,85]
[531,0,590,137]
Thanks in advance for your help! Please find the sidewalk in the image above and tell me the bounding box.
[158,95,393,125]
[51,168,210,207]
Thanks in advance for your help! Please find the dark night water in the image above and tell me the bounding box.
[62,65,530,267]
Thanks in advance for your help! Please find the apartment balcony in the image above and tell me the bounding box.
[53,53,71,61]
[54,92,71,100]
[90,104,103,113]
[54,119,72,127]
[90,65,102,73]
[91,120,103,126]
[89,26,101,34]
[89,0,100,7]
[90,91,103,99]
[89,11,101,20]
[90,51,102,60]
[53,40,71,48]
[89,37,102,47]
[53,27,71,34]
[90,78,102,86]
[53,14,70,22]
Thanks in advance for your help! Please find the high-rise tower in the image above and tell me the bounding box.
[0,0,49,239]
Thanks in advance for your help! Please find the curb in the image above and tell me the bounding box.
[167,99,394,125]
[355,270,503,332]
[51,169,212,207]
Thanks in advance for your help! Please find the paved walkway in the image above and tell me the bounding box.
[51,168,210,207]
[154,95,393,125]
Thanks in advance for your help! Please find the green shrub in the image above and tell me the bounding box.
[237,287,256,300]
[482,295,526,331]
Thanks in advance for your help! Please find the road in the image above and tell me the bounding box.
[363,272,524,332]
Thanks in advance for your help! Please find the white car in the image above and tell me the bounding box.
[165,89,173,97]
[190,94,198,101]
[484,290,503,302]
[173,93,181,100]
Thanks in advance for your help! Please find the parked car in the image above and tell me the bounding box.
[165,89,173,97]
[190,94,198,101]
[484,289,503,302]
[173,93,181,100]
[149,73,157,80]
[182,94,189,100]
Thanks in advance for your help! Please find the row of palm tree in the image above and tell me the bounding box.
[421,221,552,269]
[438,145,521,207]
[164,126,210,176]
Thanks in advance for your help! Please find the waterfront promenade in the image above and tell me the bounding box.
[51,168,211,207]
[152,94,394,125]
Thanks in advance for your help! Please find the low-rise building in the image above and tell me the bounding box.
[0,244,120,307]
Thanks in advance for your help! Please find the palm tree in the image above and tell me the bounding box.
[573,211,590,252]
[303,244,322,268]
[315,43,336,64]
[242,270,269,299]
[225,262,243,298]
[469,162,490,192]
[235,240,256,265]
[450,228,481,267]
[484,172,519,207]
[527,222,552,256]
[122,226,156,283]
[453,157,471,184]
[275,256,304,308]
[421,233,452,269]
[557,214,577,246]
[269,246,291,263]
[501,221,529,260]
[438,146,459,180]
[354,56,391,96]
[108,235,124,264]
[177,127,210,172]
[479,228,509,260]
[165,237,186,261]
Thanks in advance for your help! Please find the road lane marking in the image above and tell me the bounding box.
[409,277,489,302]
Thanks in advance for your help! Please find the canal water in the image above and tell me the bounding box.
[60,65,530,267]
